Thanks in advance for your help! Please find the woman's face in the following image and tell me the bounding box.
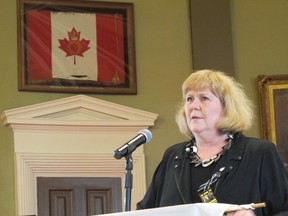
[184,87,224,136]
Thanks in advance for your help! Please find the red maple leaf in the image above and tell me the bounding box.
[58,27,90,65]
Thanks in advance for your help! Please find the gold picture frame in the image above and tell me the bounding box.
[258,74,288,164]
[17,0,136,94]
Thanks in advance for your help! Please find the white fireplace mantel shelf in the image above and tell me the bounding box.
[1,95,158,216]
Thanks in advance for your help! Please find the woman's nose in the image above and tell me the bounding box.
[191,99,200,110]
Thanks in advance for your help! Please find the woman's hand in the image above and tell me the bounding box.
[226,209,256,216]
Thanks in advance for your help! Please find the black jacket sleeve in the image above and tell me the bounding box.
[259,142,288,215]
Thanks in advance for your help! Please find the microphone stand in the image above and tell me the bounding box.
[124,154,133,211]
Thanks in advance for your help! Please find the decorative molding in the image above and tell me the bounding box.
[1,95,158,131]
[16,153,145,215]
[1,95,158,216]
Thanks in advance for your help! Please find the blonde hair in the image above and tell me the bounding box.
[175,69,254,138]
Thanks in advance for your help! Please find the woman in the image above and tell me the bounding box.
[137,70,288,216]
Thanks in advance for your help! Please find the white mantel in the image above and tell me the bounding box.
[1,95,158,216]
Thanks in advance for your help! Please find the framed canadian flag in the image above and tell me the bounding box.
[17,0,137,94]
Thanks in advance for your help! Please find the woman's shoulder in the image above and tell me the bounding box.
[238,133,277,153]
[162,140,189,159]
[166,141,188,151]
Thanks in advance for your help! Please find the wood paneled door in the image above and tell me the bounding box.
[37,177,122,216]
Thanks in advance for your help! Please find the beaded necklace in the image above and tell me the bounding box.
[185,134,234,167]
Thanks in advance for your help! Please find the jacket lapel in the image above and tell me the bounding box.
[173,148,193,204]
[213,133,246,192]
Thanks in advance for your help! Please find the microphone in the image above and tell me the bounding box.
[113,129,152,159]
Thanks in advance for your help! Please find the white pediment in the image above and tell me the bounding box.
[1,95,158,130]
[1,95,158,215]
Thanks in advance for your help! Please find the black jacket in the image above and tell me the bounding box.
[137,134,288,216]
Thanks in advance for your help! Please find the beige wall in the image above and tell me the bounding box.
[231,0,288,138]
[1,0,288,214]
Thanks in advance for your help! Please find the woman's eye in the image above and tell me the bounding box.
[201,96,209,101]
[186,97,193,102]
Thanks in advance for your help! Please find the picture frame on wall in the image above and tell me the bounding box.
[17,0,137,94]
[258,74,288,166]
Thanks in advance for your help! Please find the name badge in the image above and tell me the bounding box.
[199,188,218,203]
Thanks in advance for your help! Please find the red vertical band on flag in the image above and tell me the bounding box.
[27,10,52,80]
[96,13,125,84]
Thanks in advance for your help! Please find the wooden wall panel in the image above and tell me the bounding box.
[190,0,235,76]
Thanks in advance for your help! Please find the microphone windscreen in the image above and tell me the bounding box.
[139,129,152,143]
